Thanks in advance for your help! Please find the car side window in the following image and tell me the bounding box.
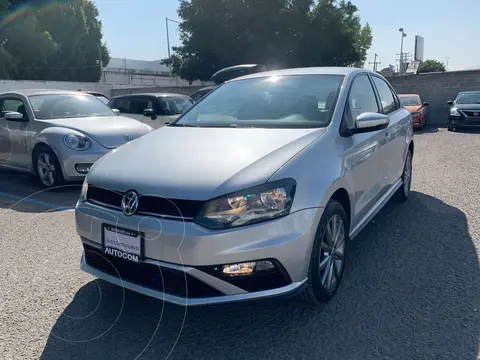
[132,97,154,114]
[346,75,379,122]
[0,98,28,119]
[113,97,133,114]
[372,76,397,114]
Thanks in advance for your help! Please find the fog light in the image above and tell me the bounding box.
[75,163,92,174]
[222,260,275,276]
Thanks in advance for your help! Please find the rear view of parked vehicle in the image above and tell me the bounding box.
[108,93,194,128]
[447,91,480,131]
[190,64,267,103]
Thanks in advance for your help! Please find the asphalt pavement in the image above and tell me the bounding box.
[0,127,479,360]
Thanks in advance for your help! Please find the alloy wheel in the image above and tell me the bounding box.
[37,152,56,187]
[319,214,346,291]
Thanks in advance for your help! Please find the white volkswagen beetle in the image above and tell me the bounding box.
[0,89,154,188]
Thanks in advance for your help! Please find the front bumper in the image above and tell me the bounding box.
[76,201,320,305]
[449,116,480,128]
[80,252,307,306]
[58,148,111,182]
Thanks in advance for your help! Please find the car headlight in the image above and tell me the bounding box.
[450,108,461,116]
[79,178,88,202]
[63,133,92,151]
[412,111,422,117]
[195,179,296,229]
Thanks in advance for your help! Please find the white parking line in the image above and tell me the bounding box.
[0,191,76,211]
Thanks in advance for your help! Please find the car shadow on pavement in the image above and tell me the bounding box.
[40,191,479,360]
[414,125,440,135]
[0,169,80,213]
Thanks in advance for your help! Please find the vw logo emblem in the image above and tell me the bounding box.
[124,134,134,142]
[121,191,139,216]
[474,112,479,117]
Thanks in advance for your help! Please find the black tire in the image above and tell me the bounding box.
[32,146,65,189]
[447,126,454,132]
[302,199,349,305]
[396,149,412,202]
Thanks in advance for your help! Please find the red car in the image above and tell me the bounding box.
[398,94,430,129]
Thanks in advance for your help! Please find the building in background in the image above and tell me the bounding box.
[103,57,205,86]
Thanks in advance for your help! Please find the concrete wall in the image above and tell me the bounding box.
[103,71,205,87]
[110,85,204,97]
[387,69,480,126]
[0,79,205,99]
[0,79,113,97]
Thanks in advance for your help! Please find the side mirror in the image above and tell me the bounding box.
[4,111,26,121]
[112,109,120,116]
[447,100,454,105]
[352,112,389,134]
[143,108,155,117]
[423,102,430,107]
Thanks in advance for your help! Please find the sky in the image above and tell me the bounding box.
[95,0,480,71]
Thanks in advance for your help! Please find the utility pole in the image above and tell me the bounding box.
[369,53,381,72]
[398,28,407,75]
[165,17,181,78]
[445,56,450,71]
[97,43,105,83]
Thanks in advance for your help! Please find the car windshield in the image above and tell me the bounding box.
[94,95,110,104]
[159,97,194,115]
[29,94,115,119]
[172,74,345,128]
[399,95,421,106]
[456,92,480,104]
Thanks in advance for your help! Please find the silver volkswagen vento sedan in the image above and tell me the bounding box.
[0,90,154,188]
[76,67,413,306]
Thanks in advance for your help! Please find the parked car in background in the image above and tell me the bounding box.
[76,67,414,307]
[190,64,268,103]
[447,91,480,131]
[108,93,194,129]
[0,90,153,188]
[398,94,429,129]
[78,90,110,104]
[190,86,216,103]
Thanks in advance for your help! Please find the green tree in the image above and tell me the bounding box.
[417,59,446,74]
[0,0,109,81]
[163,0,372,83]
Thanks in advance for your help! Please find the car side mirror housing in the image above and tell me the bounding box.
[351,112,389,134]
[143,108,155,117]
[447,100,454,105]
[4,111,27,121]
[423,102,430,107]
[112,109,120,116]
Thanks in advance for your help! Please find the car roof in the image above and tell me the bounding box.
[458,91,480,95]
[228,66,374,82]
[398,94,420,97]
[0,89,94,97]
[111,93,190,99]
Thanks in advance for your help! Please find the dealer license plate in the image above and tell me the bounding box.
[102,224,143,263]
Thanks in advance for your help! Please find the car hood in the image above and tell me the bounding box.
[88,126,326,200]
[44,116,152,148]
[453,103,480,110]
[404,105,423,113]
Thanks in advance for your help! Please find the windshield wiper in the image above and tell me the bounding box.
[168,123,199,127]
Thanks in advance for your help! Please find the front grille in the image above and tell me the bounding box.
[461,110,480,117]
[86,186,205,219]
[84,244,223,298]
